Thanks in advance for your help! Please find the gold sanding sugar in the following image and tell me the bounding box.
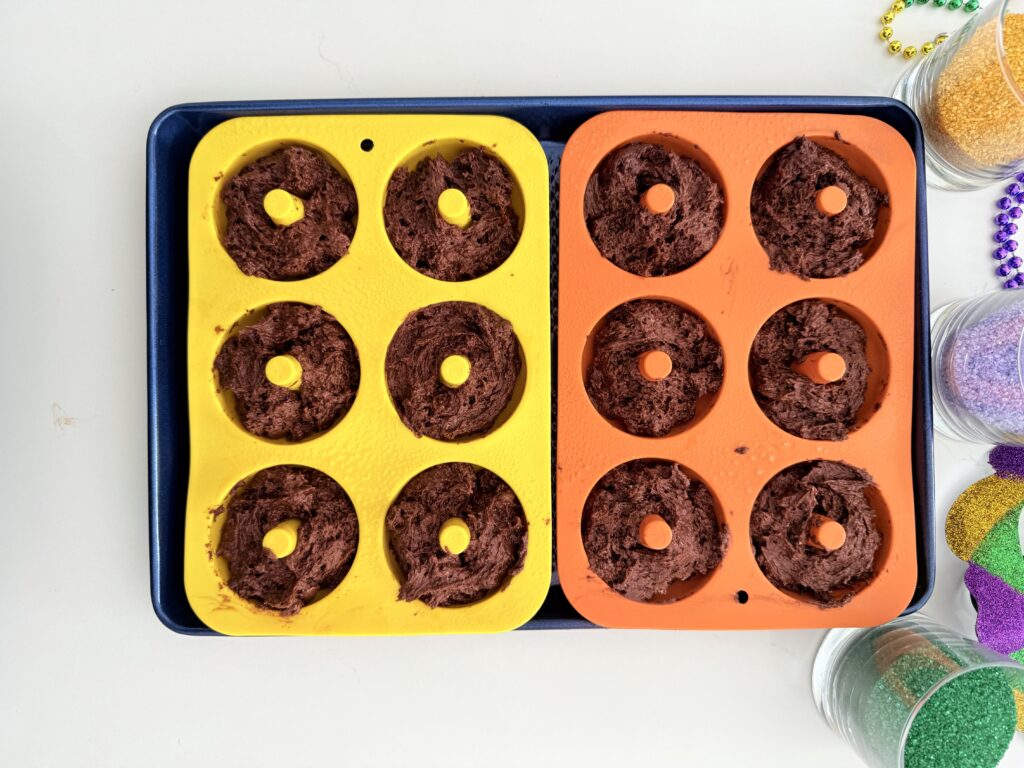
[945,474,1024,560]
[928,14,1024,168]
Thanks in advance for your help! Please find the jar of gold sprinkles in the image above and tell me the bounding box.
[895,0,1024,189]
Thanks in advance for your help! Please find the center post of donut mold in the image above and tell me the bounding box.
[808,514,846,552]
[638,350,673,381]
[263,518,301,559]
[815,185,848,217]
[641,183,675,214]
[439,518,472,555]
[792,351,846,385]
[439,354,472,388]
[437,188,471,228]
[263,188,305,227]
[639,514,673,550]
[265,354,303,390]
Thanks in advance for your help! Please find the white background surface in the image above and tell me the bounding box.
[2,1,1021,765]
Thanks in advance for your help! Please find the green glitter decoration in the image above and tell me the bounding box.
[945,476,1024,561]
[973,506,1024,592]
[904,668,1017,768]
[857,634,1021,766]
[1013,649,1024,665]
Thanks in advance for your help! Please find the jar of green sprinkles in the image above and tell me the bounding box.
[812,615,1024,768]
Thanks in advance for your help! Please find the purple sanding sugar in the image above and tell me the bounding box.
[965,563,1024,655]
[946,302,1024,435]
[989,445,1024,478]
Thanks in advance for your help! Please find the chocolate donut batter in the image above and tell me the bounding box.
[751,137,887,279]
[751,460,882,607]
[215,303,360,442]
[384,148,521,281]
[385,302,521,441]
[583,460,727,602]
[586,299,723,436]
[216,465,359,615]
[584,142,723,276]
[386,463,527,607]
[750,299,869,441]
[221,146,358,280]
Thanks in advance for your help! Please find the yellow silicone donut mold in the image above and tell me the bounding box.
[184,115,551,635]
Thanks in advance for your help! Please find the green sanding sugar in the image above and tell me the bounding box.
[903,667,1017,768]
[972,507,1024,592]
[1012,649,1024,665]
[858,643,1019,768]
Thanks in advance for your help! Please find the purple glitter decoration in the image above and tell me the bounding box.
[946,301,1024,432]
[1007,240,1019,252]
[1008,182,1023,197]
[995,229,1010,243]
[1012,207,1023,220]
[999,196,1013,210]
[965,563,1024,656]
[997,213,1011,226]
[1005,223,1019,236]
[988,445,1024,478]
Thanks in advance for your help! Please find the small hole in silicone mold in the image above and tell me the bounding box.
[360,138,374,152]
[736,590,749,605]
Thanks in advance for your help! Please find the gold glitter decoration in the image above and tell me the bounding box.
[1015,690,1024,731]
[945,475,1024,560]
[926,15,1024,169]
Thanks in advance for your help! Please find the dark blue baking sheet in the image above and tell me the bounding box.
[147,96,934,635]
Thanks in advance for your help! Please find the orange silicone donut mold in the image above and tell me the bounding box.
[556,111,918,630]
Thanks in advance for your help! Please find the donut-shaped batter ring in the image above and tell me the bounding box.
[384,148,521,281]
[385,301,521,441]
[584,142,723,276]
[586,299,723,437]
[386,463,527,607]
[216,465,359,615]
[749,299,869,441]
[750,137,886,279]
[215,303,360,442]
[221,146,358,281]
[750,460,882,607]
[583,459,728,602]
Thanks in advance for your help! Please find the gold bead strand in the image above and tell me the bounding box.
[878,0,976,61]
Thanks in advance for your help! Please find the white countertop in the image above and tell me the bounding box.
[1,1,1020,765]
